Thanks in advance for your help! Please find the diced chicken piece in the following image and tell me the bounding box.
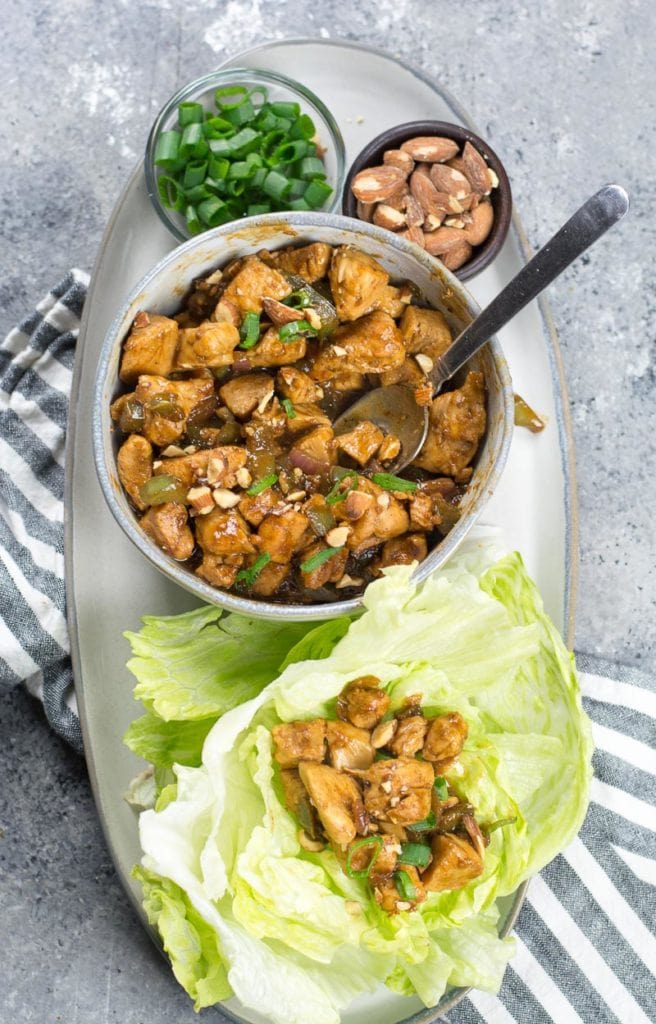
[373,533,428,575]
[175,321,240,369]
[298,762,367,846]
[266,242,333,283]
[399,306,453,364]
[328,247,389,321]
[139,502,195,560]
[280,768,307,816]
[423,712,468,763]
[325,720,374,771]
[347,833,400,894]
[323,369,367,393]
[238,489,282,527]
[422,833,483,892]
[337,676,390,730]
[336,420,384,466]
[363,758,434,825]
[212,297,241,326]
[311,311,405,379]
[272,719,326,769]
[195,555,239,589]
[156,446,247,490]
[300,541,348,589]
[219,374,274,419]
[119,313,179,383]
[220,256,291,314]
[276,366,321,405]
[375,864,426,914]
[388,715,428,757]
[413,371,486,481]
[246,327,307,368]
[284,403,331,436]
[135,375,214,447]
[251,559,290,596]
[374,284,413,319]
[337,477,409,555]
[290,424,336,469]
[194,508,256,557]
[117,434,153,511]
[257,509,312,563]
[380,355,425,388]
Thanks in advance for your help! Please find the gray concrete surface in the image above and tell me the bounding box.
[0,1,653,1021]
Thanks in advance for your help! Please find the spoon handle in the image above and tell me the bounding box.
[432,184,630,389]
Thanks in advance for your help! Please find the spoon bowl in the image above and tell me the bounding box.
[335,185,630,470]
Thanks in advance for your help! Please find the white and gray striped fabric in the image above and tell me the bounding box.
[1,276,654,1021]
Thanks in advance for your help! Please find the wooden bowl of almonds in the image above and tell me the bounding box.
[342,120,512,281]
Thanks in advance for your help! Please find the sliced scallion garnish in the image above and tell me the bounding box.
[247,473,278,496]
[235,552,271,587]
[394,869,418,901]
[281,398,296,419]
[398,843,432,869]
[483,816,517,836]
[408,812,436,833]
[278,319,316,341]
[345,836,383,879]
[238,311,261,349]
[433,777,449,802]
[300,546,343,574]
[325,470,358,506]
[372,472,418,494]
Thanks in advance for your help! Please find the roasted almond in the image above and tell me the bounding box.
[404,193,425,229]
[351,165,406,203]
[441,239,473,271]
[262,297,304,325]
[462,200,494,246]
[429,164,471,197]
[400,225,425,248]
[373,204,407,231]
[356,199,376,222]
[400,136,459,162]
[383,149,415,176]
[413,161,432,179]
[422,226,466,256]
[409,171,452,217]
[462,142,492,195]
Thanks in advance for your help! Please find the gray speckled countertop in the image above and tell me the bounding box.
[1,2,653,1021]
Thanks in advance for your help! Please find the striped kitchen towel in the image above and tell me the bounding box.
[0,275,654,1022]
[0,269,88,752]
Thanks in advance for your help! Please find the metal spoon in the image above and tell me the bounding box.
[333,184,630,471]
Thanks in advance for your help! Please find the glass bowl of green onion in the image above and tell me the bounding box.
[145,68,346,241]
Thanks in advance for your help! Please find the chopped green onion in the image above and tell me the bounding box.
[157,175,185,211]
[227,179,246,197]
[263,169,291,201]
[398,843,432,869]
[228,160,254,180]
[208,137,233,157]
[372,473,418,493]
[185,204,202,235]
[273,139,309,163]
[235,552,271,587]
[345,836,383,879]
[138,474,187,507]
[278,319,316,341]
[178,101,204,126]
[238,311,261,349]
[394,869,418,901]
[208,155,230,179]
[375,750,394,761]
[202,116,233,139]
[284,289,312,309]
[281,399,296,419]
[184,183,211,204]
[180,122,207,160]
[154,130,181,169]
[298,156,327,180]
[483,817,517,836]
[223,99,256,126]
[288,198,311,211]
[304,178,333,208]
[408,812,436,833]
[433,777,449,802]
[247,202,271,215]
[271,100,301,118]
[325,470,358,506]
[247,473,278,496]
[183,160,208,188]
[197,196,231,227]
[290,114,316,140]
[215,84,249,109]
[300,546,344,574]
[228,126,260,154]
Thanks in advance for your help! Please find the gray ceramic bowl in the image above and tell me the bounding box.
[93,212,514,621]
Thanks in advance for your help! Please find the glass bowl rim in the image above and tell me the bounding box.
[144,66,346,243]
